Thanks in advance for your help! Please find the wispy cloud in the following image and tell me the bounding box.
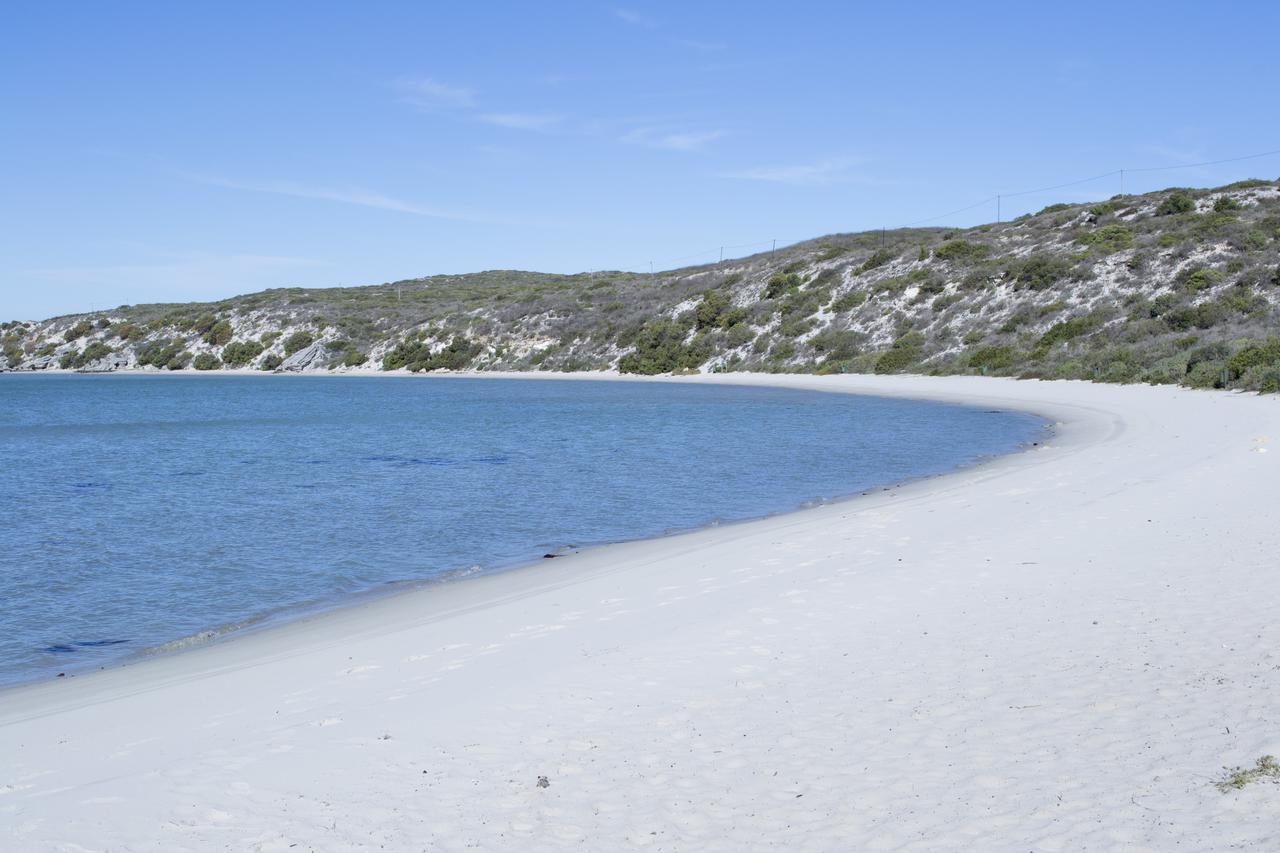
[477,112,562,131]
[395,76,475,109]
[187,174,488,222]
[722,157,868,186]
[614,8,657,28]
[622,127,725,151]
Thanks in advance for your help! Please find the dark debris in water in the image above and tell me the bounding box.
[362,454,511,467]
[44,639,130,654]
[69,482,113,490]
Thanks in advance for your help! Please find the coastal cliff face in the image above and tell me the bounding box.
[4,180,1280,391]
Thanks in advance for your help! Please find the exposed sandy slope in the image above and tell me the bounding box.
[2,374,1278,852]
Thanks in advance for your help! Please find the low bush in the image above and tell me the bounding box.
[221,340,264,366]
[112,322,144,341]
[810,329,863,361]
[832,290,867,312]
[282,331,315,356]
[618,320,709,374]
[136,338,191,370]
[968,345,1017,371]
[1225,338,1280,380]
[192,352,221,370]
[1033,314,1101,357]
[63,320,93,342]
[1012,254,1073,290]
[725,323,755,348]
[695,290,744,330]
[1177,266,1224,293]
[382,335,482,372]
[202,320,233,346]
[933,240,990,263]
[1076,224,1133,253]
[1156,191,1195,216]
[874,334,924,374]
[60,341,114,369]
[763,272,802,299]
[859,248,896,272]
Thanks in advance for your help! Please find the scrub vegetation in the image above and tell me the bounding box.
[5,179,1280,392]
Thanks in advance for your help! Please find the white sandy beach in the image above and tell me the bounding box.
[1,373,1278,852]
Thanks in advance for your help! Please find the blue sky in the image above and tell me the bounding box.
[4,1,1278,320]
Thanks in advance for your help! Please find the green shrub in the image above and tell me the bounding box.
[933,240,990,263]
[260,353,283,371]
[1185,359,1227,389]
[221,340,265,366]
[1225,338,1280,380]
[1253,369,1280,393]
[874,334,924,374]
[282,331,315,356]
[859,248,895,272]
[768,340,796,361]
[190,313,218,334]
[1178,266,1224,292]
[617,320,708,374]
[914,277,945,298]
[810,329,862,361]
[1241,230,1268,252]
[832,290,867,312]
[136,338,190,369]
[382,335,482,372]
[695,290,741,329]
[763,272,802,299]
[725,323,755,348]
[1033,315,1101,357]
[112,322,143,341]
[1163,302,1225,331]
[202,320,233,346]
[2,334,25,364]
[192,352,221,370]
[1076,225,1133,253]
[1013,254,1073,290]
[63,320,93,342]
[1213,195,1242,213]
[931,293,961,312]
[1156,192,1195,216]
[60,341,114,369]
[968,345,1017,371]
[342,348,369,367]
[777,317,814,339]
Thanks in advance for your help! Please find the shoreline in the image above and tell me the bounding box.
[2,373,1277,850]
[0,371,1052,693]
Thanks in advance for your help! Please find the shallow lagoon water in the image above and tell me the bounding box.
[0,374,1045,686]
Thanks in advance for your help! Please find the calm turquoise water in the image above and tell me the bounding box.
[0,375,1044,686]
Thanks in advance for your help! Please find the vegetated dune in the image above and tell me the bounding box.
[4,180,1280,391]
